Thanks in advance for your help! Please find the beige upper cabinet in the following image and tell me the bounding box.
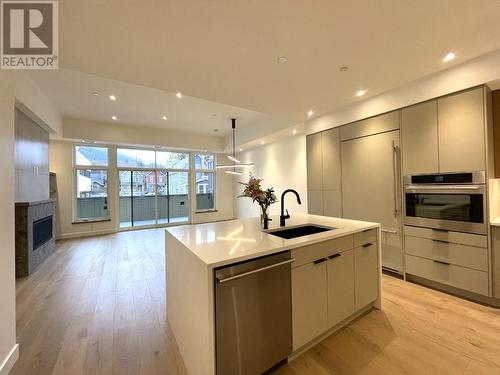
[306,133,322,191]
[340,111,400,141]
[401,100,439,175]
[438,88,485,172]
[321,128,341,191]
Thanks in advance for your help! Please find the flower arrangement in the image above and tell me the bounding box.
[238,173,277,228]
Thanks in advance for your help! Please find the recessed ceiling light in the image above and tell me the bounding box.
[109,94,117,101]
[162,115,168,120]
[293,129,297,135]
[260,140,265,145]
[355,89,367,97]
[239,148,243,152]
[277,56,288,64]
[176,92,183,99]
[112,115,117,120]
[443,52,455,63]
[91,91,99,96]
[307,110,314,118]
[339,66,349,72]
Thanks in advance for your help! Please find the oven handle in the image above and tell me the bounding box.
[405,185,483,192]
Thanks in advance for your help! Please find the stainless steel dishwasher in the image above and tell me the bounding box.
[215,251,293,375]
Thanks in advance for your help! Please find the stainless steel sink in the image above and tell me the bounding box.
[267,225,335,239]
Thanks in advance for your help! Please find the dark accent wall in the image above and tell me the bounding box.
[15,108,50,202]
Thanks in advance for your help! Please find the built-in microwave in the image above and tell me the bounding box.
[404,171,487,235]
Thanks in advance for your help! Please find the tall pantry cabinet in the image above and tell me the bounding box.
[306,128,342,218]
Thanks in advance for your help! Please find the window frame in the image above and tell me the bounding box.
[73,144,110,222]
[194,153,216,212]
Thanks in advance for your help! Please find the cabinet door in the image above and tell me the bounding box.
[438,88,485,172]
[321,128,341,191]
[306,133,323,191]
[327,249,355,328]
[340,111,400,141]
[307,190,323,215]
[401,100,439,175]
[291,261,328,350]
[323,190,342,217]
[354,243,379,310]
[492,227,500,299]
[341,130,400,229]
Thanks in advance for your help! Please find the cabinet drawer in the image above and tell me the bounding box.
[405,235,488,271]
[291,235,353,268]
[354,228,378,248]
[406,254,489,296]
[404,226,487,248]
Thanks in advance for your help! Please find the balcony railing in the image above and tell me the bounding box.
[76,193,214,223]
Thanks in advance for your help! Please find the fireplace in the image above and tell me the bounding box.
[15,199,56,277]
[33,215,53,250]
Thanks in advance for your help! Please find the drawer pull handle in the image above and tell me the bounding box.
[362,243,373,248]
[433,260,450,266]
[314,258,328,265]
[432,239,449,244]
[328,253,341,259]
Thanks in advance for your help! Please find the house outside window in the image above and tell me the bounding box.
[74,145,109,221]
[195,154,215,211]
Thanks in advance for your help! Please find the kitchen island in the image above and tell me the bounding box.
[166,214,381,375]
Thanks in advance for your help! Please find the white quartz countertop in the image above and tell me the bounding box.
[166,214,380,268]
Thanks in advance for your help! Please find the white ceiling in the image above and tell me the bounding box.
[29,69,290,136]
[41,0,500,141]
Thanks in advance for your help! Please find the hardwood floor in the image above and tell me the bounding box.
[11,228,500,375]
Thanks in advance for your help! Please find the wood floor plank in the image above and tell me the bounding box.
[10,227,500,375]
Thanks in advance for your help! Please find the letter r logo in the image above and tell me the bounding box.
[2,1,54,54]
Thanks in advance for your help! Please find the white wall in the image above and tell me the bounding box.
[0,72,19,374]
[235,135,307,218]
[50,140,234,239]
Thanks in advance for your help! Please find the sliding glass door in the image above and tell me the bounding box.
[117,148,190,228]
[119,170,189,228]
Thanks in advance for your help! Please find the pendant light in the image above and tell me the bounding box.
[216,118,253,175]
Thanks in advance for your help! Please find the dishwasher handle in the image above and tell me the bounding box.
[217,258,295,284]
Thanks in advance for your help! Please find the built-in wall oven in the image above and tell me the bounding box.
[404,171,487,235]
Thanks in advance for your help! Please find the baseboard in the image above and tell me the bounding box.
[0,344,19,375]
[57,217,237,240]
[56,228,116,240]
[191,216,236,224]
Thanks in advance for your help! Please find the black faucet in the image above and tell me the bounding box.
[280,189,302,226]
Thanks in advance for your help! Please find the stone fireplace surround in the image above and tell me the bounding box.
[15,199,56,277]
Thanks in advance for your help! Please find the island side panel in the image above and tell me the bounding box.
[166,232,215,375]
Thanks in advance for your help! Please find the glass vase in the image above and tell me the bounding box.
[260,204,270,229]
